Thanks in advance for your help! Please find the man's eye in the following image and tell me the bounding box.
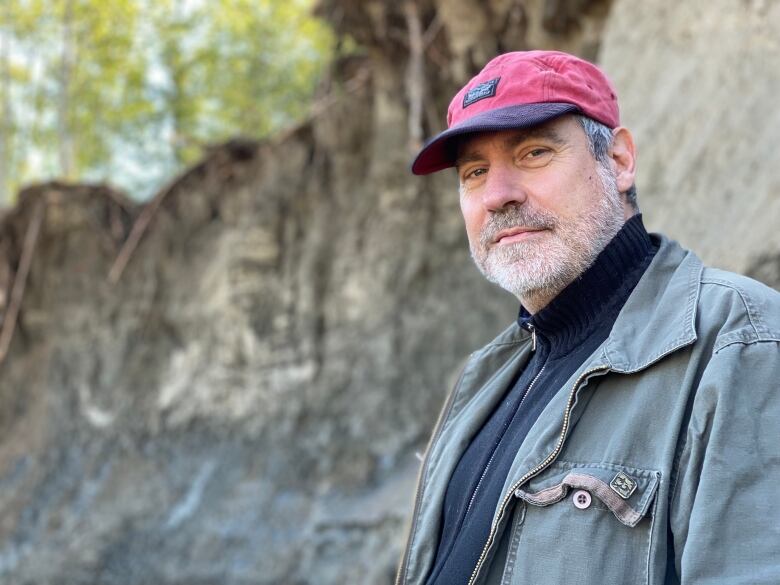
[519,148,553,166]
[463,167,487,180]
[526,148,550,158]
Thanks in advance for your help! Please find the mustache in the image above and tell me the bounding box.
[479,206,557,247]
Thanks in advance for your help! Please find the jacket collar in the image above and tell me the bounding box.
[602,234,702,373]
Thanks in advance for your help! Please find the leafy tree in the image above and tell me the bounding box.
[0,0,334,205]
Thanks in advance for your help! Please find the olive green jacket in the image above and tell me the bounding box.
[396,235,780,585]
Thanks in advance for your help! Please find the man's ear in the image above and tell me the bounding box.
[609,127,636,194]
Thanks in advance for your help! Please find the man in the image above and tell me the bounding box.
[395,50,780,585]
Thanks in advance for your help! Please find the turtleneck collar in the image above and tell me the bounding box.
[517,214,657,355]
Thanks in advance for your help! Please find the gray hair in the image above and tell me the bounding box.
[575,115,639,211]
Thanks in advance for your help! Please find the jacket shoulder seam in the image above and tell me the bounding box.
[699,276,769,338]
[714,335,780,353]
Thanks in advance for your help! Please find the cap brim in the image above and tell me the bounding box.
[411,102,580,175]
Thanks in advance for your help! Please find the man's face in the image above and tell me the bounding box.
[456,116,629,309]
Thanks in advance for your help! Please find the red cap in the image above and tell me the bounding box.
[411,50,619,175]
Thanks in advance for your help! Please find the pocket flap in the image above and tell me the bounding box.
[514,461,660,528]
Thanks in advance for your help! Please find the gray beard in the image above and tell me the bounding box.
[470,165,626,302]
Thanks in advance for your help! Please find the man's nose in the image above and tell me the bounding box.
[481,165,528,211]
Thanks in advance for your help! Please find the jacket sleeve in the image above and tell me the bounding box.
[669,338,780,583]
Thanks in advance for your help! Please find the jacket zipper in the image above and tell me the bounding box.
[395,362,470,585]
[528,324,537,352]
[465,364,610,585]
[463,361,547,520]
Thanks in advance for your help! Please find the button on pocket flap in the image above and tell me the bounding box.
[514,462,660,528]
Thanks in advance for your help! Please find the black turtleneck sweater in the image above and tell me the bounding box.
[425,215,658,585]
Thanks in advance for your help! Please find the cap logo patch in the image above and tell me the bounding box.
[463,77,500,108]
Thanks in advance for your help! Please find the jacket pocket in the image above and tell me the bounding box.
[502,461,660,585]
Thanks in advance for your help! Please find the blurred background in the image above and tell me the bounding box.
[0,0,778,583]
[0,0,334,204]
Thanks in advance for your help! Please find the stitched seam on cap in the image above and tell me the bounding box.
[548,55,565,102]
[542,69,550,102]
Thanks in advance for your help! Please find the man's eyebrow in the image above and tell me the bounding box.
[455,126,567,168]
[454,150,486,168]
[503,126,567,149]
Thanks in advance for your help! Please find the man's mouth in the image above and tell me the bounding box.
[493,227,547,245]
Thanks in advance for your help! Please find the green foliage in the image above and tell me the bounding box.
[0,0,334,203]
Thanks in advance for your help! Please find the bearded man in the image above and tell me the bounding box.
[395,51,780,585]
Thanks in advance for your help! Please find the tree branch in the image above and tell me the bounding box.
[107,173,180,285]
[0,197,45,365]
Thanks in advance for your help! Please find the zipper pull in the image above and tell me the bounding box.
[528,324,537,352]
